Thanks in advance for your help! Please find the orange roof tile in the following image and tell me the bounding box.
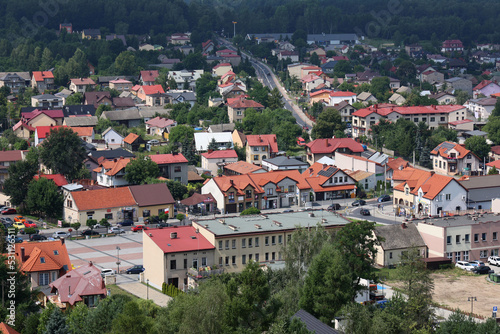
[70,78,96,86]
[123,133,139,144]
[71,187,136,210]
[93,157,131,176]
[430,141,474,159]
[141,84,165,95]
[32,71,54,82]
[223,161,263,174]
[15,240,71,274]
[306,138,364,154]
[69,127,94,137]
[246,134,278,153]
[0,322,20,334]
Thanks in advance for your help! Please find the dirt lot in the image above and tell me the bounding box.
[431,271,498,318]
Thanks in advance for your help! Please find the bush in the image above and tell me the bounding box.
[70,222,81,231]
[240,207,261,216]
[162,283,183,297]
[176,213,185,221]
[23,227,38,234]
[99,218,110,227]
[61,221,71,228]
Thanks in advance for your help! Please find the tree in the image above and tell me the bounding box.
[268,87,285,110]
[40,47,54,71]
[65,93,83,105]
[370,76,391,100]
[112,301,155,334]
[491,98,500,118]
[311,108,344,139]
[39,128,87,181]
[165,180,188,200]
[455,90,469,105]
[168,125,194,145]
[96,104,112,118]
[488,166,499,174]
[437,311,500,334]
[86,219,97,230]
[484,116,500,145]
[25,177,64,218]
[44,308,69,334]
[207,138,219,151]
[465,136,490,161]
[114,51,137,75]
[309,52,320,66]
[3,148,39,206]
[124,156,160,185]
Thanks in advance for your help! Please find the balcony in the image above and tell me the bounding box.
[187,266,224,280]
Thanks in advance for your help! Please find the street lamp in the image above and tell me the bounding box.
[232,21,237,38]
[116,246,121,274]
[146,279,149,300]
[468,296,477,314]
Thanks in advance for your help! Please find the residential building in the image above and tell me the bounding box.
[459,175,500,210]
[34,125,64,146]
[166,90,197,107]
[302,163,356,201]
[293,310,339,334]
[202,40,215,54]
[20,108,64,128]
[93,157,131,187]
[69,78,96,93]
[327,102,356,124]
[208,123,235,133]
[14,240,72,291]
[168,33,190,45]
[430,141,480,175]
[329,91,357,105]
[129,183,175,221]
[100,109,143,128]
[262,156,309,173]
[62,105,96,118]
[351,104,468,138]
[48,262,107,309]
[112,97,136,110]
[0,72,30,93]
[420,70,445,84]
[335,152,388,184]
[388,93,406,105]
[227,98,264,123]
[302,74,324,93]
[473,80,500,98]
[139,70,159,86]
[123,133,145,152]
[464,97,497,120]
[246,134,279,165]
[101,127,124,148]
[212,63,233,77]
[31,94,63,109]
[0,150,26,191]
[223,161,265,176]
[441,40,464,53]
[343,169,376,191]
[287,63,312,80]
[445,77,472,96]
[278,50,299,62]
[194,132,234,152]
[150,153,189,184]
[109,79,133,92]
[31,71,54,92]
[167,70,203,90]
[81,29,101,39]
[179,192,218,216]
[69,127,94,144]
[448,119,474,133]
[33,174,68,188]
[305,138,364,165]
[309,89,332,105]
[300,66,322,79]
[356,92,378,105]
[145,116,176,137]
[373,223,427,267]
[201,150,238,177]
[215,49,241,66]
[429,92,456,104]
[136,85,165,102]
[85,148,135,180]
[84,91,112,108]
[490,145,500,161]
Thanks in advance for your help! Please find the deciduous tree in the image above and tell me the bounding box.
[3,148,39,206]
[465,136,490,161]
[124,155,160,185]
[25,177,64,218]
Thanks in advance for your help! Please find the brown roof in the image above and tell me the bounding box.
[180,192,216,206]
[0,323,20,334]
[71,187,136,210]
[123,133,140,144]
[188,170,205,182]
[0,150,25,163]
[129,183,174,206]
[223,161,264,174]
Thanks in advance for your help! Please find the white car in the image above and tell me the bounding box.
[52,231,71,239]
[488,256,500,266]
[455,261,474,271]
[101,269,115,277]
[469,260,485,267]
[108,226,125,234]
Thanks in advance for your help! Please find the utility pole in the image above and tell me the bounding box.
[232,21,237,38]
[468,296,477,314]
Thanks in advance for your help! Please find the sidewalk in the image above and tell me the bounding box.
[116,277,172,307]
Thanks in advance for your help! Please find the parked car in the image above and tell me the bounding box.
[108,226,125,234]
[469,260,485,267]
[81,230,100,236]
[360,208,371,216]
[30,234,47,241]
[327,203,341,211]
[2,208,17,215]
[148,139,160,145]
[125,265,145,274]
[1,217,13,224]
[352,199,366,206]
[282,209,294,213]
[101,269,115,277]
[13,222,25,230]
[2,221,13,228]
[377,194,391,202]
[14,216,26,223]
[117,219,134,227]
[455,261,474,271]
[7,235,23,243]
[131,225,148,232]
[472,266,493,275]
[488,256,500,266]
[24,220,37,228]
[52,231,71,239]
[157,222,169,228]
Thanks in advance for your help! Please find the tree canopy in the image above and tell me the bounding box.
[124,156,160,185]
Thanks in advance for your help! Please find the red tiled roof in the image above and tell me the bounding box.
[386,157,409,171]
[486,160,500,168]
[32,71,54,82]
[145,116,175,128]
[0,322,20,334]
[12,120,35,132]
[140,70,159,82]
[70,78,96,86]
[141,85,165,95]
[228,98,264,109]
[93,157,131,176]
[353,104,465,118]
[330,91,356,97]
[150,153,188,164]
[0,150,26,163]
[201,150,238,159]
[180,192,216,206]
[36,126,65,139]
[213,63,231,69]
[71,187,136,211]
[21,109,64,123]
[306,138,364,154]
[15,240,72,274]
[123,133,139,144]
[223,161,263,174]
[69,127,94,137]
[490,145,500,155]
[448,119,473,125]
[430,141,471,159]
[246,134,278,153]
[34,174,68,187]
[146,226,215,253]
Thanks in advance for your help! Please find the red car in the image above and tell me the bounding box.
[2,208,17,215]
[131,225,149,232]
[24,220,37,228]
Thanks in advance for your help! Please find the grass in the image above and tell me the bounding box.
[374,266,400,282]
[107,284,141,301]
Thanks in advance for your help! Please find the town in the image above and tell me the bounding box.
[2,1,500,333]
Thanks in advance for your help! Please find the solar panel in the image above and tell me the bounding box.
[318,166,338,177]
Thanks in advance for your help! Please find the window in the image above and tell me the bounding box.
[39,272,49,286]
[446,252,453,260]
[440,117,445,122]
[232,239,236,249]
[267,188,273,195]
[174,166,181,172]
[242,238,246,248]
[414,118,419,122]
[228,192,235,201]
[255,237,259,247]
[265,253,269,261]
[202,257,207,266]
[465,234,470,243]
[249,254,252,261]
[236,110,242,116]
[40,257,45,263]
[455,252,460,262]
[439,161,442,169]
[225,256,229,266]
[456,235,460,244]
[232,256,236,265]
[272,252,276,260]
[278,235,283,244]
[219,257,223,265]
[480,250,488,258]
[482,233,487,241]
[253,155,259,160]
[66,200,72,208]
[271,236,276,245]
[334,177,338,183]
[253,147,259,152]
[288,185,295,192]
[219,241,223,250]
[422,118,427,122]
[242,255,246,265]
[494,232,498,241]
[430,117,435,122]
[446,194,451,201]
[287,235,291,242]
[225,240,229,249]
[474,234,479,242]
[105,213,113,220]
[184,259,187,269]
[255,253,260,262]
[446,236,451,245]
[265,236,269,246]
[389,252,393,259]
[246,190,252,198]
[467,154,471,159]
[170,260,176,270]
[463,251,469,261]
[249,238,253,247]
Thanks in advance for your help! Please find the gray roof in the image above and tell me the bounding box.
[193,211,349,237]
[418,213,500,228]
[374,223,426,250]
[32,94,61,100]
[308,33,358,42]
[460,175,500,190]
[368,152,389,164]
[64,116,98,127]
[464,130,487,136]
[208,123,235,133]
[0,72,30,81]
[101,109,141,121]
[247,33,294,41]
[292,309,339,334]
[167,91,197,102]
[262,156,309,167]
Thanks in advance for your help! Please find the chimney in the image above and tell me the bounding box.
[170,232,177,239]
[401,222,407,229]
[325,138,329,146]
[21,247,25,261]
[61,238,65,245]
[114,158,117,162]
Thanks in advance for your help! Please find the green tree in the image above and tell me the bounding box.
[491,98,500,118]
[124,156,160,185]
[334,60,352,77]
[111,301,155,334]
[311,108,344,139]
[488,166,499,174]
[309,52,320,66]
[169,125,194,145]
[465,136,490,161]
[86,218,97,230]
[370,76,391,100]
[455,90,469,105]
[65,93,83,105]
[39,127,87,181]
[114,51,137,75]
[268,87,285,110]
[25,177,64,218]
[40,47,54,71]
[165,180,188,200]
[96,104,112,118]
[44,308,69,334]
[437,311,500,334]
[484,116,500,145]
[207,138,219,151]
[3,148,39,206]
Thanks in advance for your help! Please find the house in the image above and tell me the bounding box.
[329,91,357,105]
[136,84,165,102]
[429,92,456,105]
[34,125,64,146]
[0,150,26,191]
[262,156,309,173]
[373,223,427,267]
[194,132,234,152]
[445,77,473,96]
[64,186,137,223]
[357,92,378,105]
[212,63,233,77]
[31,71,54,92]
[215,49,241,66]
[0,72,30,93]
[179,192,218,216]
[278,50,299,62]
[232,129,246,149]
[302,74,326,93]
[490,145,500,161]
[393,166,467,216]
[84,92,112,108]
[246,134,278,165]
[129,183,175,221]
[459,175,500,210]
[101,127,124,148]
[85,148,135,179]
[20,108,64,128]
[150,153,189,184]
[300,66,322,79]
[227,98,264,123]
[473,80,500,98]
[441,40,464,53]
[112,97,136,110]
[201,150,238,176]
[309,89,332,105]
[320,60,338,74]
[166,90,197,107]
[343,169,376,191]
[405,44,423,55]
[93,157,131,187]
[139,70,159,86]
[416,213,500,263]
[48,262,107,309]
[81,29,101,39]
[143,225,216,291]
[168,33,190,45]
[14,239,72,291]
[62,105,96,118]
[287,63,313,80]
[69,126,94,144]
[335,152,388,184]
[327,102,356,124]
[100,109,143,128]
[223,160,264,176]
[420,70,445,84]
[167,70,204,90]
[302,163,357,201]
[431,141,481,175]
[202,40,215,54]
[69,78,96,93]
[123,133,145,152]
[389,77,401,90]
[306,33,359,46]
[208,123,235,133]
[59,22,72,33]
[109,79,133,92]
[305,138,364,165]
[388,93,406,105]
[12,121,35,139]
[464,97,497,120]
[145,116,176,137]
[31,94,63,109]
[97,76,135,88]
[448,119,474,133]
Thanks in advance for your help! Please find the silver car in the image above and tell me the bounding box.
[52,231,71,239]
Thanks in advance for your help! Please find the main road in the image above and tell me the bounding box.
[217,37,314,130]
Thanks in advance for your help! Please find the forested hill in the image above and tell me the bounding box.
[1,0,500,45]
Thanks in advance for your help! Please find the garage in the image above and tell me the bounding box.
[226,203,237,214]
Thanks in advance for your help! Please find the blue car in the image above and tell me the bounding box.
[378,194,391,202]
[125,265,145,274]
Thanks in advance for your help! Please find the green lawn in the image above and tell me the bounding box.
[107,284,140,301]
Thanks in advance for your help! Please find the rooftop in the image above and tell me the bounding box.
[416,213,500,228]
[145,226,215,253]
